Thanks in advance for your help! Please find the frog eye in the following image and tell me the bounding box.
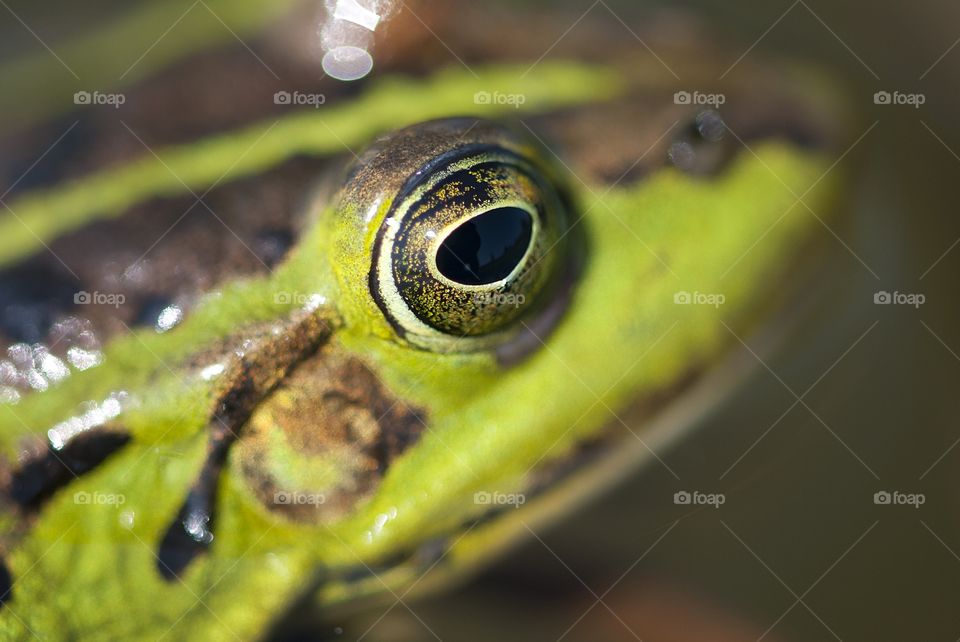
[369,138,571,350]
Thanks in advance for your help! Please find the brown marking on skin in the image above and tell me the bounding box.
[0,155,332,365]
[0,46,329,199]
[156,309,337,580]
[206,310,338,426]
[236,345,426,523]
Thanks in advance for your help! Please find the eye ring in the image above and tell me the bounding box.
[368,139,570,352]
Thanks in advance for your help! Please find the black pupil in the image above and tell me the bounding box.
[435,207,533,286]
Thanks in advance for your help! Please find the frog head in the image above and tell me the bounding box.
[262,87,848,575]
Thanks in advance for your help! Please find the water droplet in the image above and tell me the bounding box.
[363,197,383,224]
[303,293,327,311]
[155,305,183,333]
[47,391,129,450]
[668,140,696,172]
[26,370,48,391]
[0,387,20,404]
[7,344,31,369]
[119,510,136,529]
[67,346,103,371]
[0,361,18,387]
[122,261,148,286]
[184,509,214,544]
[322,46,374,81]
[696,109,726,142]
[38,350,69,383]
[200,363,226,381]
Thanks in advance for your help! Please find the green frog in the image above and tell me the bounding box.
[0,1,853,639]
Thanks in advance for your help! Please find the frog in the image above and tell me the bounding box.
[0,1,854,640]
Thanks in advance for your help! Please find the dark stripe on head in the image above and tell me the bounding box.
[7,429,131,509]
[157,310,335,580]
[0,38,361,201]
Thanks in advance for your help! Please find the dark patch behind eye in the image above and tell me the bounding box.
[435,207,533,286]
[252,228,295,269]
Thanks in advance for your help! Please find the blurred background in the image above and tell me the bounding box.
[1,0,958,640]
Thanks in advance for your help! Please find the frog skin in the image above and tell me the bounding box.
[0,3,852,640]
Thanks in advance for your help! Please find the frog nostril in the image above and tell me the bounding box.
[669,109,732,177]
[252,228,294,269]
[695,109,727,142]
[435,207,533,286]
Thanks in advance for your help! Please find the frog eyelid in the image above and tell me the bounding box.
[390,142,508,203]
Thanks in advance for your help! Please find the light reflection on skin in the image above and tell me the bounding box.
[47,391,130,450]
[0,316,106,403]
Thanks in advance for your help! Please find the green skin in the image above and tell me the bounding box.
[0,12,849,642]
